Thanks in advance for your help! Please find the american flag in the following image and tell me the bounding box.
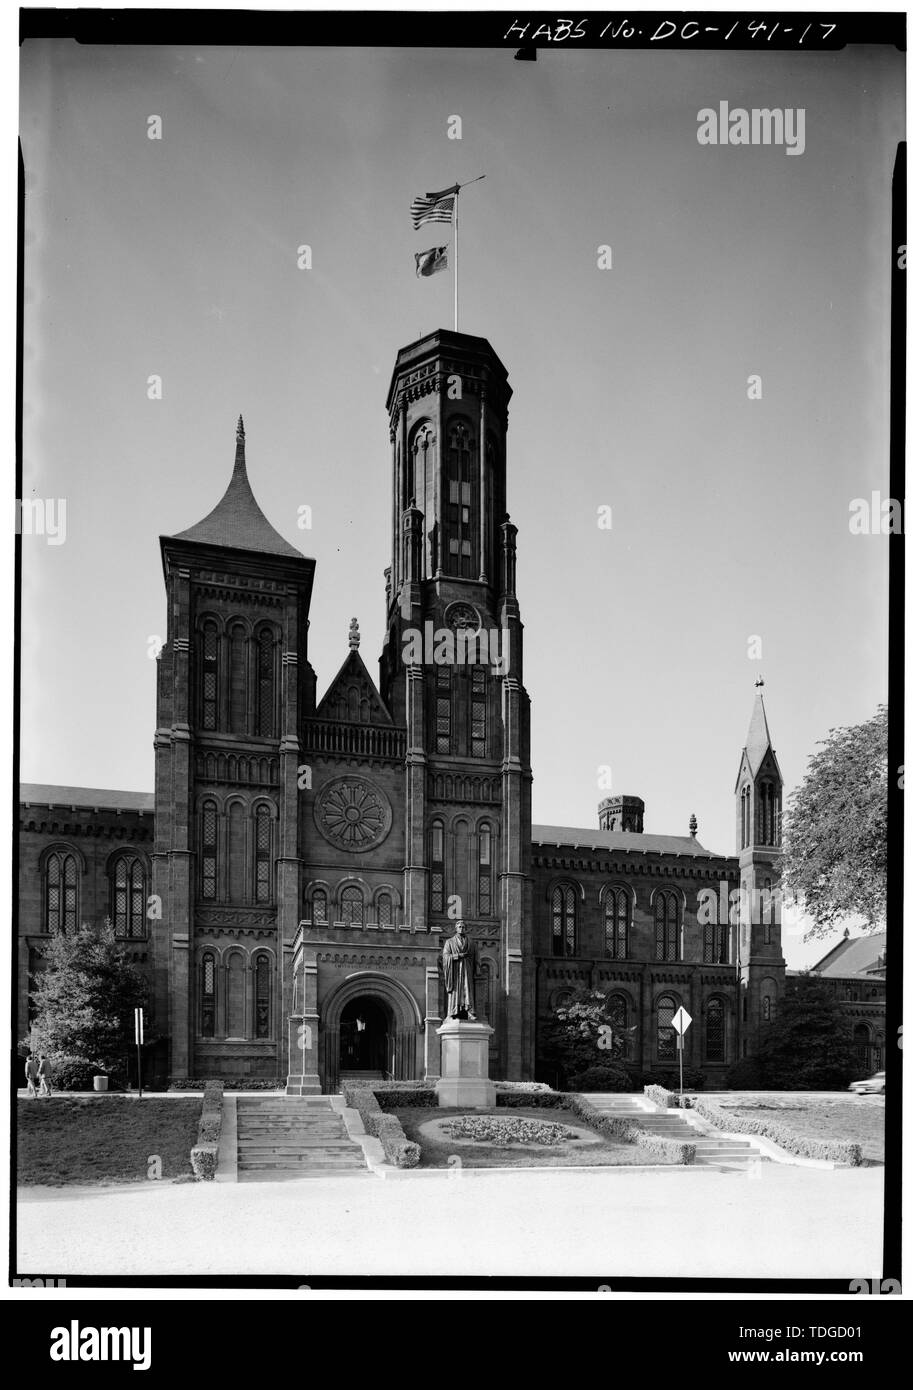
[410,185,458,230]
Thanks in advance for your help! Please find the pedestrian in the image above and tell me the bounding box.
[24,1053,39,1097]
[37,1053,53,1097]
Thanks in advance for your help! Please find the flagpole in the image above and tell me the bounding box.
[454,189,459,332]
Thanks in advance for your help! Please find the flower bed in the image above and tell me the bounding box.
[442,1115,577,1145]
[690,1097,863,1165]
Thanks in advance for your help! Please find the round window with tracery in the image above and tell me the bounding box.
[314,776,393,852]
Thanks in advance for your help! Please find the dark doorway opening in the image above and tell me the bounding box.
[339,997,390,1076]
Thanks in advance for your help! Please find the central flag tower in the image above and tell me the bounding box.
[381,330,533,1079]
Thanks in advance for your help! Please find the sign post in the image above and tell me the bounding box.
[134,1007,144,1099]
[670,1006,693,1106]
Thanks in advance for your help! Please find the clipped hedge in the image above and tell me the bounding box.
[342,1085,420,1168]
[496,1090,564,1110]
[169,1079,285,1091]
[567,1095,695,1165]
[690,1097,863,1166]
[493,1081,554,1093]
[191,1081,224,1178]
[644,1084,677,1110]
[376,1089,437,1110]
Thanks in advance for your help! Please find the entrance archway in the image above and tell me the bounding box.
[339,996,390,1076]
[321,972,423,1092]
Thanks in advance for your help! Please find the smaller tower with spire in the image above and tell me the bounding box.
[733,678,786,1059]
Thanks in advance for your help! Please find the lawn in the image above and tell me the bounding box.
[17,1096,203,1185]
[714,1097,885,1163]
[390,1104,676,1168]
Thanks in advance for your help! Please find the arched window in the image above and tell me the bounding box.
[478,823,492,916]
[656,994,677,1062]
[228,802,246,903]
[200,620,219,730]
[446,420,475,577]
[853,1023,871,1072]
[112,855,146,939]
[551,885,576,957]
[46,851,78,934]
[200,953,216,1038]
[470,667,487,758]
[201,801,218,900]
[376,891,393,927]
[430,820,445,914]
[340,885,364,926]
[254,954,270,1039]
[434,667,451,754]
[654,892,679,961]
[604,888,629,959]
[762,877,773,945]
[311,888,328,925]
[706,997,725,1061]
[256,629,275,737]
[254,806,271,903]
[476,961,492,1021]
[607,993,628,1056]
[408,423,432,512]
[704,916,728,965]
[226,954,245,1037]
[229,625,247,734]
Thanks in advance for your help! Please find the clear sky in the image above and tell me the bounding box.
[19,38,903,968]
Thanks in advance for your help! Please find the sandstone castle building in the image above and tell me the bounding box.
[17,330,789,1089]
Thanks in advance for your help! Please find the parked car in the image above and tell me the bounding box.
[849,1071,885,1095]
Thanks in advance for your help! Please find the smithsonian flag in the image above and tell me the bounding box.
[415,245,448,278]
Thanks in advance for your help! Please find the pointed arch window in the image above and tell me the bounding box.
[706,997,725,1061]
[340,885,364,926]
[254,806,271,904]
[657,994,677,1062]
[478,823,492,917]
[46,851,78,934]
[201,953,216,1038]
[654,892,679,962]
[201,801,218,900]
[200,620,219,730]
[703,916,728,964]
[762,877,773,945]
[551,885,577,957]
[430,820,445,915]
[435,667,451,754]
[256,629,276,737]
[254,954,270,1039]
[446,420,475,577]
[112,855,146,939]
[311,888,328,925]
[470,667,487,758]
[740,785,751,849]
[604,888,630,959]
[408,423,433,512]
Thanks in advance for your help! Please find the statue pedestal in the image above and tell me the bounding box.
[434,1018,496,1110]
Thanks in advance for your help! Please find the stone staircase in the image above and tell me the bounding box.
[581,1094,767,1171]
[236,1096,369,1181]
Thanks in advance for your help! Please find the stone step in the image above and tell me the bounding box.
[238,1142,357,1153]
[238,1169,372,1182]
[239,1155,366,1169]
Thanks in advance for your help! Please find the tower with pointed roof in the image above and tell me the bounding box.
[733,678,786,1055]
[154,418,316,1082]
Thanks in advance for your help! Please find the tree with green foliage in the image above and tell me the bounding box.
[782,705,888,938]
[539,988,637,1091]
[731,974,863,1090]
[28,920,148,1090]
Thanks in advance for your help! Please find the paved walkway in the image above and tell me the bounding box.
[17,1164,883,1281]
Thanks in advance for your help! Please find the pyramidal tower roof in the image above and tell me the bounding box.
[744,678,774,775]
[172,417,302,559]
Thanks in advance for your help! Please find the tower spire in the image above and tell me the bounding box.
[234,415,246,476]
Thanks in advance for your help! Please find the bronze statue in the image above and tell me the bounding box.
[442,920,477,1020]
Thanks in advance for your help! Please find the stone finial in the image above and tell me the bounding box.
[236,414,245,441]
[348,617,360,650]
[689,813,698,839]
[755,675,764,689]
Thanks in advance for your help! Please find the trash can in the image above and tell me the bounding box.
[93,1075,108,1092]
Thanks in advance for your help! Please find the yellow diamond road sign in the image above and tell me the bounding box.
[671,1007,692,1035]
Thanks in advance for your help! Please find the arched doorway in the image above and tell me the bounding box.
[321,972,423,1092]
[339,997,390,1077]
